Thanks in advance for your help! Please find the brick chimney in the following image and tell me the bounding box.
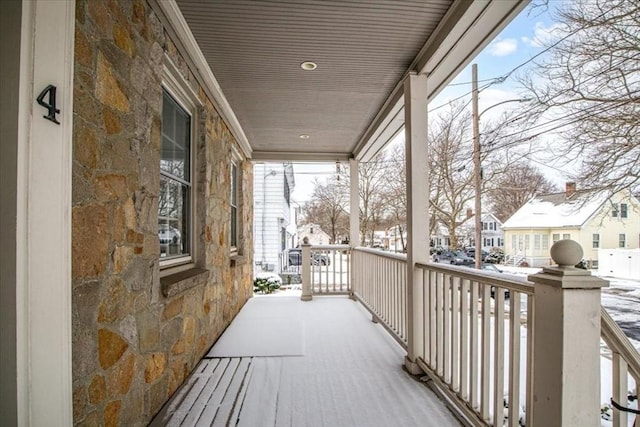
[565,182,576,198]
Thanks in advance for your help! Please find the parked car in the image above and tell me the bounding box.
[463,247,489,261]
[461,263,509,298]
[432,249,474,266]
[158,223,181,244]
[287,248,330,266]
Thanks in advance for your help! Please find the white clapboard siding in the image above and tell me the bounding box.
[253,164,292,270]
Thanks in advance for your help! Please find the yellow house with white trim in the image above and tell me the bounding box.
[502,183,640,268]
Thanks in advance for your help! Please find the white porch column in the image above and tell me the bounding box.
[404,71,429,374]
[300,244,312,301]
[349,159,360,248]
[528,240,608,426]
[5,0,76,425]
[349,158,359,297]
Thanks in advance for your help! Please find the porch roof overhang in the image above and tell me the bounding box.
[153,0,528,162]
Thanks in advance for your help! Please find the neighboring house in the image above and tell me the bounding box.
[253,163,295,274]
[297,223,331,246]
[430,223,452,250]
[502,183,640,268]
[480,213,504,251]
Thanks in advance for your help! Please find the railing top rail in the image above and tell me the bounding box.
[416,261,536,295]
[310,244,351,251]
[353,246,408,261]
[601,306,640,380]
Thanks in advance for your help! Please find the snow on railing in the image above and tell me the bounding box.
[351,247,408,349]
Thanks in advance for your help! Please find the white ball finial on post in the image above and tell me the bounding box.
[550,239,583,267]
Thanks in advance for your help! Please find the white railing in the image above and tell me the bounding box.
[302,241,640,426]
[308,245,351,294]
[601,307,640,427]
[352,247,408,349]
[416,263,535,427]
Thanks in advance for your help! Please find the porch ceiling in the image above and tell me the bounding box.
[171,0,527,161]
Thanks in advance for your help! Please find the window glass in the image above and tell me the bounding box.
[534,235,541,250]
[621,203,628,218]
[592,234,600,248]
[619,233,626,248]
[552,233,560,243]
[160,90,191,260]
[563,233,571,240]
[230,162,238,249]
[161,94,190,181]
[612,204,619,217]
[541,235,549,250]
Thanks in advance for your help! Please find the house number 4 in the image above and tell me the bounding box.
[36,84,60,124]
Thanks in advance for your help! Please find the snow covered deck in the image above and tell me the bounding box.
[151,295,459,426]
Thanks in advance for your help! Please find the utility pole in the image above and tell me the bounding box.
[472,64,482,269]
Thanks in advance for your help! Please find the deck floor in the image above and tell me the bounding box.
[151,295,459,427]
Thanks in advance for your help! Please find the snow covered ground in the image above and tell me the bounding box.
[263,265,640,425]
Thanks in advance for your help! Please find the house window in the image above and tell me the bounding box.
[541,235,549,250]
[512,235,517,251]
[230,161,238,250]
[159,90,191,261]
[612,204,619,217]
[563,233,571,240]
[552,233,560,244]
[524,235,530,250]
[592,234,600,248]
[621,203,628,218]
[534,235,541,250]
[619,233,626,248]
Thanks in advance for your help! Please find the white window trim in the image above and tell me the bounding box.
[160,56,202,270]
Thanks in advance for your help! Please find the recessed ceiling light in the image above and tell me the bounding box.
[299,134,310,139]
[300,61,317,71]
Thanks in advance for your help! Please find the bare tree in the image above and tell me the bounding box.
[429,103,475,248]
[356,157,388,246]
[335,155,389,246]
[485,162,559,222]
[300,178,349,243]
[519,0,640,194]
[381,142,407,251]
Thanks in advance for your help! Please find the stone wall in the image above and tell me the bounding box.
[71,1,253,425]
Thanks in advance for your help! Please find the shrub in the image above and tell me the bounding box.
[253,273,282,294]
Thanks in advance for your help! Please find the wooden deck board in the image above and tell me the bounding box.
[151,297,460,427]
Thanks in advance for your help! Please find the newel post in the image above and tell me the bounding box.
[300,244,312,301]
[528,240,608,426]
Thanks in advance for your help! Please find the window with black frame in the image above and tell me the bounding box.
[159,90,191,260]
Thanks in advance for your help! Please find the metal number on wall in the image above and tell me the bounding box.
[36,84,60,124]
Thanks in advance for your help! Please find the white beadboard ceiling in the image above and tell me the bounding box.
[173,0,527,161]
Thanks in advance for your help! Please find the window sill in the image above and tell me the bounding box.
[161,267,209,298]
[230,253,246,267]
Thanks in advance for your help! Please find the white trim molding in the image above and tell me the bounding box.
[152,0,253,159]
[16,0,75,424]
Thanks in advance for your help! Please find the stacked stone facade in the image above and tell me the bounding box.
[71,1,253,425]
